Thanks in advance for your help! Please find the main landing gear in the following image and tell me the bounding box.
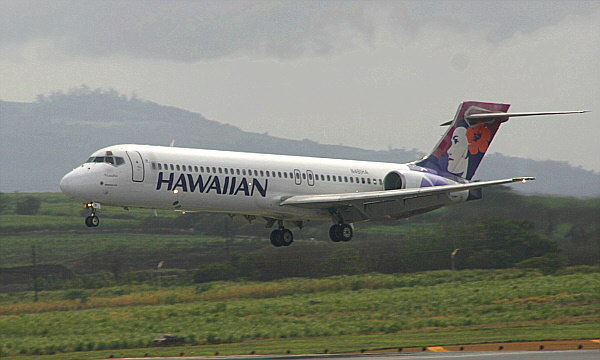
[270,228,294,247]
[84,202,100,227]
[265,219,353,247]
[270,220,294,247]
[329,223,353,242]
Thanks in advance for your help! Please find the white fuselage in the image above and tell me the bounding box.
[60,144,464,221]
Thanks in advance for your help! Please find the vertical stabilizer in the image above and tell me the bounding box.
[416,101,510,180]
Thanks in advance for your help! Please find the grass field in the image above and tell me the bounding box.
[1,268,598,357]
[1,193,599,358]
[0,323,597,360]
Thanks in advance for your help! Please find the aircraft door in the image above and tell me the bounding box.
[307,170,315,186]
[126,151,145,182]
[294,169,302,185]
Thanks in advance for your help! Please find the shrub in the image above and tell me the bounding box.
[15,196,41,215]
[64,290,89,303]
[193,263,238,283]
[516,254,568,274]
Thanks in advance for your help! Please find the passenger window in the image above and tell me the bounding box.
[242,169,246,175]
[151,162,156,170]
[169,164,174,170]
[212,167,217,173]
[284,172,288,178]
[344,176,348,182]
[218,168,223,174]
[289,172,293,178]
[367,178,371,184]
[327,175,331,181]
[200,166,205,172]
[350,177,354,183]
[236,169,241,175]
[379,179,383,185]
[355,177,359,183]
[194,166,198,172]
[321,175,325,181]
[260,170,264,177]
[361,178,365,184]
[333,176,336,182]
[265,171,270,177]
[302,173,306,180]
[224,168,229,174]
[230,168,234,174]
[254,170,259,176]
[278,171,282,178]
[158,163,162,170]
[176,165,180,171]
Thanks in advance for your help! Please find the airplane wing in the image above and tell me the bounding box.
[280,177,534,222]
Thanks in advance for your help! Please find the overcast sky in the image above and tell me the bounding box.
[1,0,599,171]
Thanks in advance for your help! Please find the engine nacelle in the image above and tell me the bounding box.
[384,170,452,190]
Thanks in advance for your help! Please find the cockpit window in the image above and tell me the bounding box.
[86,156,125,166]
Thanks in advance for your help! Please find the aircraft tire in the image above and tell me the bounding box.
[90,215,100,227]
[329,225,342,242]
[270,229,283,247]
[279,229,294,246]
[339,224,353,241]
[85,216,93,227]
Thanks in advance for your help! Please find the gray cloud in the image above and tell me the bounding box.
[2,0,598,61]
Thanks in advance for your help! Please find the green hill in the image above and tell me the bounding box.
[1,87,598,196]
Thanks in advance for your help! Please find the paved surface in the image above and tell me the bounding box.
[122,350,599,360]
[308,351,599,359]
[118,340,600,360]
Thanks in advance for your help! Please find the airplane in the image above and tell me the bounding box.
[59,101,588,247]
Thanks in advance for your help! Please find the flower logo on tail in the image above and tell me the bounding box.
[466,124,491,155]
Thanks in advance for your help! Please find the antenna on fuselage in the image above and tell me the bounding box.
[169,139,176,147]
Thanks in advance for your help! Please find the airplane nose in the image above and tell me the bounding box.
[60,171,76,195]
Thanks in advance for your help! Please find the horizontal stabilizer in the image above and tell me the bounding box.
[441,110,589,126]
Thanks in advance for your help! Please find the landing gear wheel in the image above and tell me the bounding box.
[329,224,353,242]
[279,229,294,246]
[270,229,283,247]
[329,224,342,242]
[85,215,100,227]
[339,224,353,242]
[270,228,294,247]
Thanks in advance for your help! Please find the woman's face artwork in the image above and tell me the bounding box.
[447,126,468,176]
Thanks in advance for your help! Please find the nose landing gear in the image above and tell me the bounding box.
[84,202,101,227]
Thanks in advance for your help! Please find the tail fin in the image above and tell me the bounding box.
[415,101,510,181]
